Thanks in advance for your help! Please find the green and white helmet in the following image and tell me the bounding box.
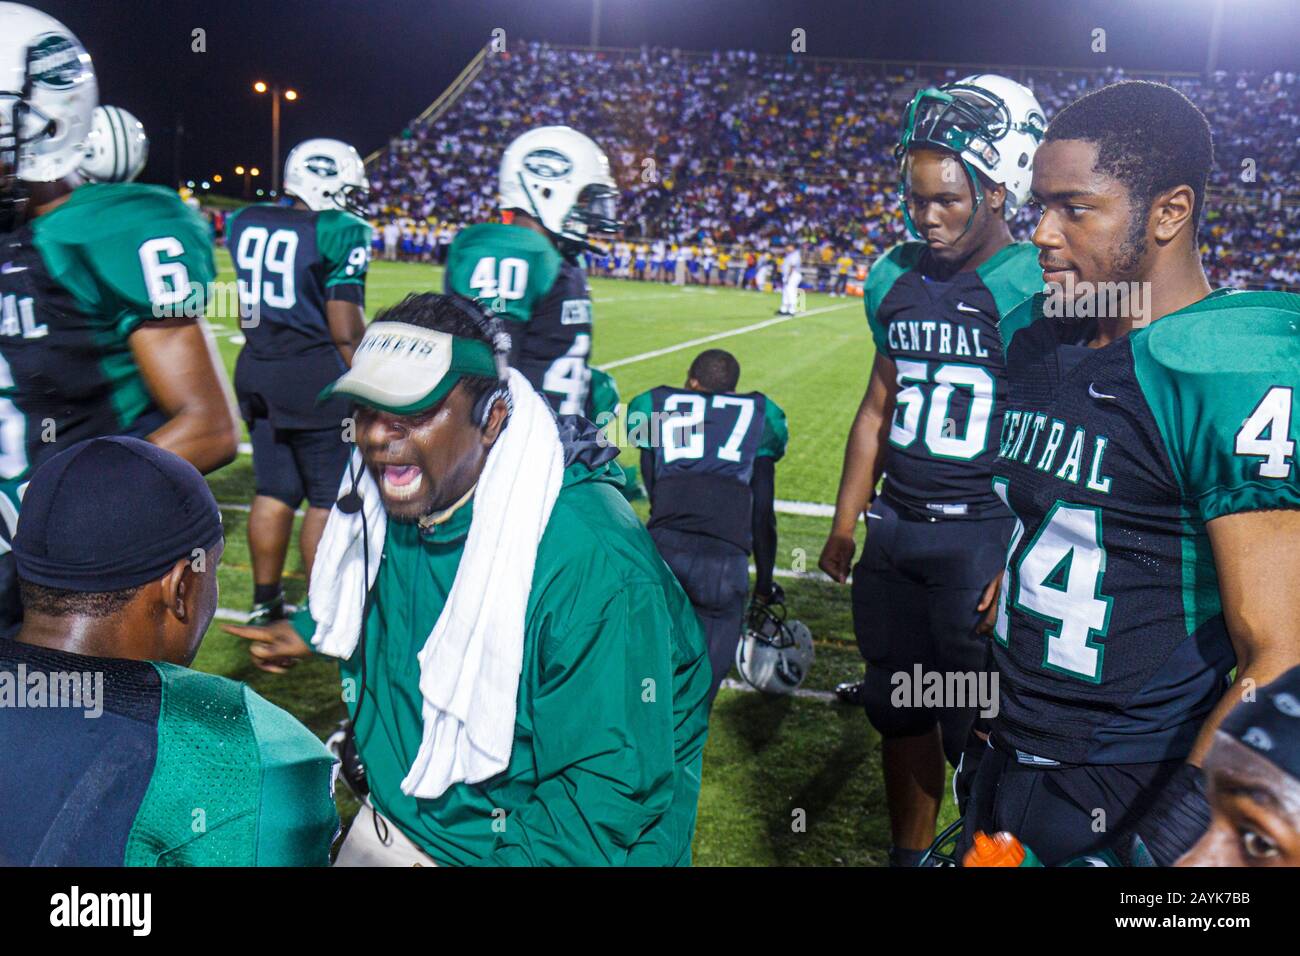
[81,105,148,182]
[896,73,1046,233]
[498,125,620,248]
[283,137,369,215]
[735,598,814,696]
[0,2,97,223]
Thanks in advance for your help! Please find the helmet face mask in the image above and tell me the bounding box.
[561,182,620,242]
[896,75,1046,241]
[334,180,371,217]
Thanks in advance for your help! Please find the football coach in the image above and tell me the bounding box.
[228,292,711,867]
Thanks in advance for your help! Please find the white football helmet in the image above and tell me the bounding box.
[81,105,148,182]
[283,137,369,215]
[498,125,620,247]
[0,3,97,226]
[735,597,814,696]
[896,73,1046,229]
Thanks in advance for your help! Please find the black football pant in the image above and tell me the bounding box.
[851,494,1014,767]
[958,743,1184,865]
[651,527,750,703]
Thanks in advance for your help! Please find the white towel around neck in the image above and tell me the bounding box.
[306,368,564,798]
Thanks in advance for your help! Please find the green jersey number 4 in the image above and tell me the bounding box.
[992,479,1114,684]
[1235,386,1295,479]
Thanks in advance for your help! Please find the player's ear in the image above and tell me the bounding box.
[985,182,1007,217]
[159,556,193,624]
[1151,184,1196,244]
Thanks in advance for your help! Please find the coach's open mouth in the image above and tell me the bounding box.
[377,462,425,501]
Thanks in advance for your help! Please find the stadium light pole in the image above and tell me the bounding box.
[253,81,298,195]
[590,0,601,48]
[1205,0,1226,74]
[235,164,259,200]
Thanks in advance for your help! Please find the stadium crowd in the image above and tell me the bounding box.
[365,42,1300,290]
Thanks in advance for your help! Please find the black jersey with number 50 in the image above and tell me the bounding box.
[865,241,1042,517]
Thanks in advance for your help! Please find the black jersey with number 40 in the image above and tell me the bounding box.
[865,241,1042,517]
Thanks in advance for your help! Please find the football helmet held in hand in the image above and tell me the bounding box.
[735,592,814,695]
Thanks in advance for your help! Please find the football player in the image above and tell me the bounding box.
[818,75,1046,866]
[445,125,619,415]
[0,437,337,866]
[79,104,148,183]
[226,137,371,625]
[1179,665,1300,867]
[628,348,788,702]
[967,80,1300,866]
[0,3,239,636]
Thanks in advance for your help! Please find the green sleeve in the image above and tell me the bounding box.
[317,209,372,293]
[997,293,1043,354]
[586,367,621,420]
[1131,293,1300,522]
[863,242,922,356]
[243,687,340,866]
[485,585,692,866]
[32,184,215,340]
[125,666,336,866]
[444,223,562,324]
[757,396,789,460]
[626,390,655,449]
[976,241,1043,320]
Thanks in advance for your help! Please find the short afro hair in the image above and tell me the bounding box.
[688,349,740,392]
[1045,80,1214,238]
[19,579,143,618]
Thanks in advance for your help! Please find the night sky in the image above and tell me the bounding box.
[30,0,1300,193]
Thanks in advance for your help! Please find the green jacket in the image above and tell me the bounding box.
[295,438,712,865]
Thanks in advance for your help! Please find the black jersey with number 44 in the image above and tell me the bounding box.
[990,290,1300,765]
[865,241,1043,517]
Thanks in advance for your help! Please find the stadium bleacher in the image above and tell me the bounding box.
[367,41,1300,290]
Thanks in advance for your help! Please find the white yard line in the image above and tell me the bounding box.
[719,677,837,703]
[595,301,856,370]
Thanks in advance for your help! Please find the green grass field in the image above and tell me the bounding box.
[196,252,959,865]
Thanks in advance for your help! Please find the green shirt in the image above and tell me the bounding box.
[294,456,712,865]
